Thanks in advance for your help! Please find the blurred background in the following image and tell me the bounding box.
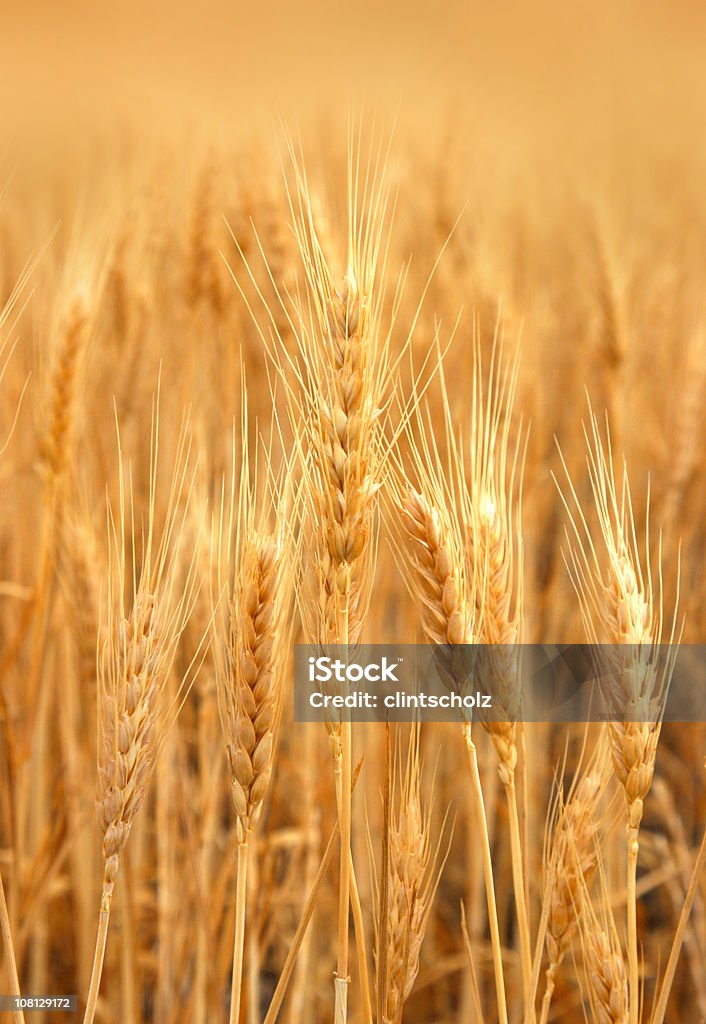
[2,1,706,169]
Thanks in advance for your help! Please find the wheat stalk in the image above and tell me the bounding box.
[463,337,533,1003]
[218,527,286,1024]
[395,479,508,1024]
[557,408,680,1024]
[83,414,198,1024]
[0,263,45,1024]
[12,286,92,995]
[213,398,292,1024]
[265,133,395,1024]
[393,334,533,1021]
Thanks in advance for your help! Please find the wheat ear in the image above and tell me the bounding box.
[58,502,103,692]
[41,290,88,490]
[577,863,629,1024]
[584,924,629,1024]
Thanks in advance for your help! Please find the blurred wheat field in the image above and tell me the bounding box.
[2,3,706,1023]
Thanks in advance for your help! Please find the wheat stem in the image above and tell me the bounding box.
[263,822,340,1024]
[463,724,508,1024]
[229,839,250,1024]
[538,965,555,1024]
[505,778,532,1005]
[119,871,137,1024]
[289,740,319,1024]
[626,827,639,1024]
[652,823,706,1024]
[523,875,551,1024]
[349,867,373,1024]
[82,880,113,1024]
[334,720,353,1023]
[0,868,24,1024]
[247,834,260,1024]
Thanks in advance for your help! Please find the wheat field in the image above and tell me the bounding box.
[1,3,706,1023]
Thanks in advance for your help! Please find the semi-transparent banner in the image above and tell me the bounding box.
[293,644,703,723]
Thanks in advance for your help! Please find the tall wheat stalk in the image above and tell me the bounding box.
[396,479,508,1024]
[83,411,198,1024]
[393,334,534,1021]
[214,418,290,1024]
[0,262,44,1024]
[462,338,532,1005]
[558,410,680,1024]
[257,132,395,1024]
